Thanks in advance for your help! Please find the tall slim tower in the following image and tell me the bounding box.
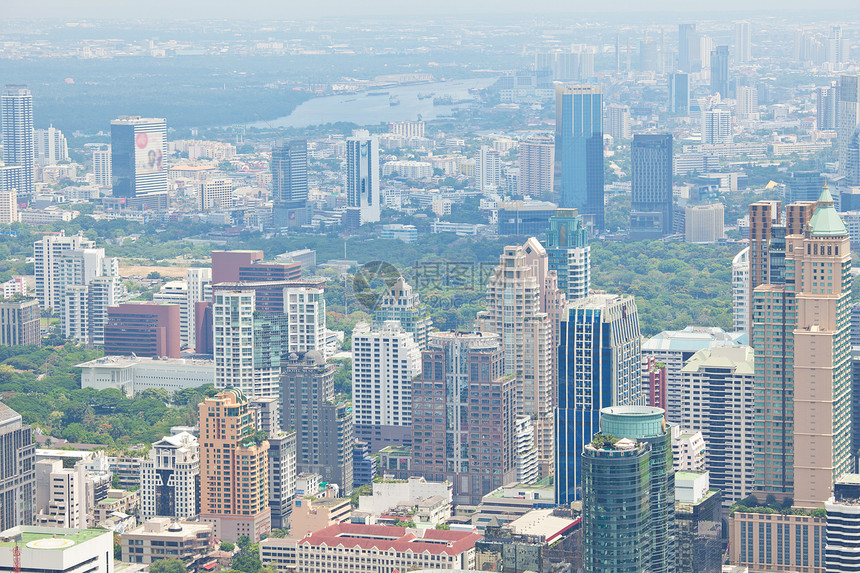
[0,402,36,531]
[734,21,752,64]
[345,130,380,224]
[669,73,690,115]
[816,83,838,131]
[518,135,554,198]
[838,75,860,177]
[1,85,34,196]
[678,24,696,72]
[271,139,309,228]
[554,84,604,231]
[710,46,730,97]
[630,134,674,239]
[544,209,590,300]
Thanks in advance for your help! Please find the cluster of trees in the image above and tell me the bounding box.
[731,494,827,518]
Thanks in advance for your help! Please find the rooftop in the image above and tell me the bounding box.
[643,326,746,352]
[297,523,481,555]
[0,527,108,549]
[506,509,579,542]
[76,356,215,369]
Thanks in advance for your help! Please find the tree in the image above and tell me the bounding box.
[220,542,236,552]
[149,559,187,573]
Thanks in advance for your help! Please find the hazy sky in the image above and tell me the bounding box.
[5,0,860,19]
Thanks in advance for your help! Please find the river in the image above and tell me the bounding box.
[248,77,498,129]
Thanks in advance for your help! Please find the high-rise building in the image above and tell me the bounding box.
[838,76,860,177]
[351,321,421,452]
[816,84,838,131]
[630,134,674,239]
[518,135,554,198]
[825,474,860,573]
[345,130,380,224]
[266,430,296,529]
[0,189,15,224]
[33,231,95,312]
[675,472,722,573]
[198,389,270,542]
[680,346,755,505]
[735,21,752,64]
[827,25,850,66]
[110,116,168,202]
[200,178,234,211]
[141,432,199,519]
[371,276,432,350]
[554,84,604,230]
[732,247,750,335]
[581,406,676,573]
[736,86,758,120]
[58,247,120,345]
[388,120,424,138]
[186,267,211,353]
[104,303,181,358]
[476,145,502,192]
[605,103,632,140]
[0,401,35,531]
[670,73,690,115]
[751,188,852,507]
[544,209,590,300]
[678,24,696,72]
[0,297,39,346]
[701,109,732,144]
[556,294,643,504]
[685,203,725,243]
[1,85,34,196]
[33,125,68,165]
[153,281,190,348]
[33,459,87,529]
[789,171,825,203]
[411,332,517,505]
[478,238,562,475]
[271,139,309,228]
[92,148,112,187]
[280,351,353,491]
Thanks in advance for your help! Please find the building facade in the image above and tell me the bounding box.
[140,432,199,519]
[0,402,36,531]
[271,139,309,228]
[630,134,674,239]
[110,116,168,202]
[345,131,381,224]
[544,209,590,301]
[1,85,34,196]
[0,297,39,346]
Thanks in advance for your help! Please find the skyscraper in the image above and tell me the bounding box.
[141,432,199,519]
[554,84,604,230]
[555,293,643,504]
[271,139,309,228]
[110,116,168,205]
[789,171,825,203]
[734,21,752,64]
[544,209,590,300]
[630,134,674,239]
[345,130,380,224]
[33,125,68,166]
[476,145,502,192]
[670,73,690,115]
[0,85,34,196]
[732,247,750,335]
[518,134,554,198]
[198,389,270,542]
[816,83,838,131]
[33,231,95,312]
[605,104,631,140]
[736,86,758,120]
[710,46,730,97]
[0,402,35,532]
[582,406,676,573]
[371,276,432,350]
[751,188,852,506]
[701,109,732,144]
[92,148,112,187]
[838,75,860,177]
[411,332,517,505]
[678,24,696,72]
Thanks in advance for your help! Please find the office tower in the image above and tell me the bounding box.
[751,189,851,507]
[735,21,752,64]
[555,294,643,505]
[271,139,309,228]
[630,134,673,239]
[680,346,755,505]
[345,130,380,224]
[411,332,517,505]
[104,303,181,358]
[92,148,112,187]
[476,145,502,192]
[33,125,68,165]
[789,171,825,203]
[639,38,659,73]
[839,76,860,177]
[685,203,724,243]
[675,472,722,573]
[267,430,297,529]
[371,276,432,350]
[199,389,270,542]
[518,134,554,198]
[825,474,860,573]
[281,351,353,491]
[153,281,189,348]
[1,85,34,196]
[110,116,168,201]
[351,321,421,452]
[710,46,729,97]
[736,86,758,120]
[816,84,838,131]
[554,84,604,230]
[0,402,35,531]
[670,73,690,115]
[0,297,39,346]
[701,109,732,144]
[581,406,676,573]
[478,238,561,475]
[605,104,631,140]
[200,178,234,211]
[140,432,199,519]
[678,24,696,72]
[732,247,750,335]
[33,231,95,312]
[544,209,590,300]
[698,35,713,73]
[186,267,211,352]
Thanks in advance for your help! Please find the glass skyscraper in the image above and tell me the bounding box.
[0,85,34,196]
[271,139,309,229]
[110,116,168,202]
[554,84,604,231]
[670,73,689,115]
[544,208,590,300]
[630,134,674,239]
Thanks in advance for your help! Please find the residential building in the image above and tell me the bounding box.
[351,321,420,451]
[281,351,353,491]
[267,431,297,530]
[371,276,432,350]
[33,125,69,165]
[685,203,724,243]
[33,231,94,312]
[675,471,722,573]
[518,134,555,198]
[121,518,213,565]
[544,208,590,300]
[92,148,112,187]
[733,247,750,335]
[200,178,234,210]
[271,140,309,228]
[644,356,668,411]
[825,474,860,573]
[702,109,732,145]
[110,116,168,205]
[605,104,631,140]
[78,355,214,396]
[729,511,826,571]
[198,389,270,542]
[0,526,113,573]
[0,189,16,224]
[630,134,674,239]
[381,160,433,179]
[555,293,643,505]
[736,86,759,120]
[411,332,517,505]
[1,85,34,195]
[345,130,380,224]
[735,21,752,63]
[104,303,181,358]
[671,426,706,473]
[581,406,676,573]
[514,415,539,485]
[0,402,35,531]
[33,459,87,529]
[140,432,199,519]
[554,84,604,230]
[388,120,424,138]
[186,267,212,352]
[476,145,502,192]
[152,281,190,348]
[0,297,39,346]
[839,75,860,177]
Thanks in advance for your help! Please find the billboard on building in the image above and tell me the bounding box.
[135,131,163,174]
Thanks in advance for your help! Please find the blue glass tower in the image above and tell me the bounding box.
[543,209,590,300]
[555,294,642,505]
[554,84,604,231]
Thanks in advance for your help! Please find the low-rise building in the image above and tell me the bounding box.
[470,481,556,531]
[121,518,214,565]
[290,496,352,539]
[0,526,114,572]
[93,488,139,526]
[78,355,215,397]
[728,510,826,572]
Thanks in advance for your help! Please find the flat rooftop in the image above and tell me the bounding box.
[76,356,215,368]
[0,527,107,549]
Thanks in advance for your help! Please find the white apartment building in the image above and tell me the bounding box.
[140,432,200,519]
[186,267,212,352]
[92,148,112,187]
[200,177,234,210]
[34,231,94,311]
[58,248,120,345]
[670,425,707,473]
[605,103,632,139]
[476,145,502,192]
[732,247,750,335]
[351,321,421,451]
[381,160,433,179]
[34,459,87,529]
[515,415,539,485]
[34,125,69,165]
[701,108,732,144]
[0,189,17,224]
[153,281,190,348]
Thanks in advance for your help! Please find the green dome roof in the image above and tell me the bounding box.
[809,186,847,237]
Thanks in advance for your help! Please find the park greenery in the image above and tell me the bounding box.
[730,494,827,518]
